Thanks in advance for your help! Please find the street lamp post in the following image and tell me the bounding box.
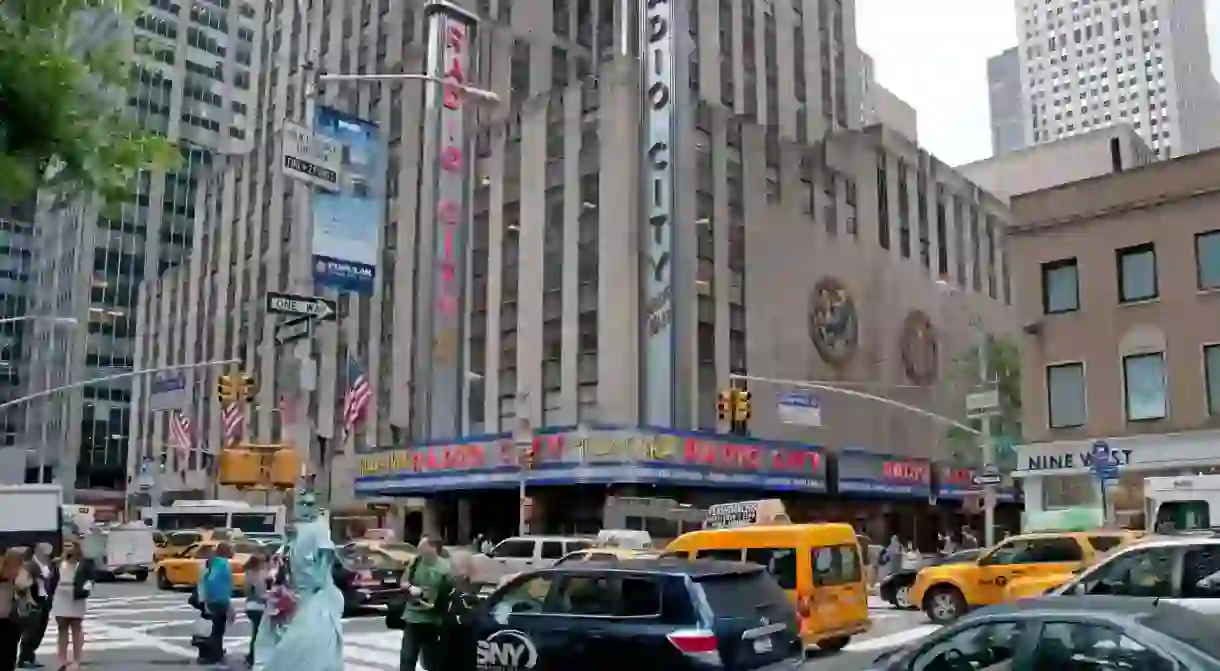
[0,315,77,327]
[281,0,500,486]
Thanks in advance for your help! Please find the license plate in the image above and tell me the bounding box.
[752,637,773,654]
[383,579,397,585]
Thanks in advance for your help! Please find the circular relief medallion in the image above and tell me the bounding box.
[808,277,859,365]
[901,310,939,385]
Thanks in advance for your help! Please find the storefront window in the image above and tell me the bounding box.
[1042,473,1099,510]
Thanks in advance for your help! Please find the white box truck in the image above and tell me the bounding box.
[0,484,64,556]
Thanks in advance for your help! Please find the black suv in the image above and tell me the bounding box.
[473,558,803,671]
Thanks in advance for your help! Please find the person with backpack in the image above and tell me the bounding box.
[196,543,235,666]
[395,536,451,671]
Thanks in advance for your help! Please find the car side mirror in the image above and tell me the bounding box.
[1073,582,1086,595]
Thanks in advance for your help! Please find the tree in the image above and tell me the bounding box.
[0,0,178,204]
[944,336,1023,469]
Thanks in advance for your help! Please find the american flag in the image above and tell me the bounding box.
[169,410,193,455]
[342,355,372,437]
[221,402,245,445]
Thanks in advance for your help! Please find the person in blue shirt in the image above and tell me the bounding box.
[197,543,235,666]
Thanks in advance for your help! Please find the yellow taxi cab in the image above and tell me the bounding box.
[156,528,245,562]
[665,500,869,652]
[1002,530,1149,599]
[154,539,263,592]
[553,547,663,565]
[910,529,1142,623]
[344,539,417,564]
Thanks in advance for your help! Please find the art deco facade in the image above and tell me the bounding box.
[132,0,1015,509]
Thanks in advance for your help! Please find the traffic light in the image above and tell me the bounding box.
[717,389,736,420]
[218,447,261,487]
[733,390,752,424]
[270,448,302,488]
[218,375,238,404]
[218,444,300,489]
[240,374,257,402]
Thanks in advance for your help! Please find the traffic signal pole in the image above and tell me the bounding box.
[0,359,242,413]
[727,373,983,437]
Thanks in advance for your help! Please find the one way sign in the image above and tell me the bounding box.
[265,291,337,321]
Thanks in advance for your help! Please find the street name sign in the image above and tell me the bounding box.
[266,291,336,321]
[280,122,341,192]
[274,315,313,346]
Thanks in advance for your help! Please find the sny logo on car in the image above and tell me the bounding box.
[475,629,539,670]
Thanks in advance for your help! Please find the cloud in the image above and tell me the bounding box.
[856,0,1017,166]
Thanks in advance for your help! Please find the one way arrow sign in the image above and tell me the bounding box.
[265,291,337,321]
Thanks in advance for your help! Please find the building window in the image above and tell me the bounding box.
[1205,345,1220,416]
[1047,362,1086,429]
[1123,352,1167,421]
[1196,231,1220,290]
[1117,242,1157,302]
[1041,258,1079,314]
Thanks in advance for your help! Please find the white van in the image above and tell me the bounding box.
[95,522,157,581]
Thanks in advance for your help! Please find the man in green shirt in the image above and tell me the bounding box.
[399,535,451,671]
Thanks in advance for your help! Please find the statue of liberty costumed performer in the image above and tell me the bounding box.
[253,476,345,671]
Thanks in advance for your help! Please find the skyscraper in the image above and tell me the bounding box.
[1009,0,1219,158]
[987,47,1025,156]
[24,0,263,504]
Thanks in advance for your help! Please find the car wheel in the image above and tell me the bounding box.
[134,570,149,583]
[818,636,850,652]
[923,586,966,624]
[156,569,173,590]
[895,585,914,610]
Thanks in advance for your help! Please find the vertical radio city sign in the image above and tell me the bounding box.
[640,0,678,427]
[422,1,477,439]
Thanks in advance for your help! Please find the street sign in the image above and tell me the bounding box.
[266,291,336,321]
[776,391,822,426]
[1091,439,1119,481]
[965,387,1001,419]
[280,121,341,191]
[972,473,1002,486]
[274,315,313,346]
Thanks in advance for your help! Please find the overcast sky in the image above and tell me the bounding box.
[856,0,1220,166]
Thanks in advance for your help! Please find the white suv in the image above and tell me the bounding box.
[1052,535,1220,614]
[470,535,592,587]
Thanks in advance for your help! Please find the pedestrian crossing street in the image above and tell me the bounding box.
[25,591,937,669]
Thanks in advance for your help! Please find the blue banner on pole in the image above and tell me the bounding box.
[311,107,383,296]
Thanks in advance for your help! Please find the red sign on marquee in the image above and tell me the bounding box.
[882,460,931,483]
[940,466,975,487]
[681,437,822,474]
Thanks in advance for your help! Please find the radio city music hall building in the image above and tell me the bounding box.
[132,0,1019,543]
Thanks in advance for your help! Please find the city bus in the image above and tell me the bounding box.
[140,500,287,535]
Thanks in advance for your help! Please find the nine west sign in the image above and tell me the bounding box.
[1025,448,1134,471]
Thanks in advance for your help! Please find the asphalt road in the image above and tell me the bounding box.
[19,583,938,670]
